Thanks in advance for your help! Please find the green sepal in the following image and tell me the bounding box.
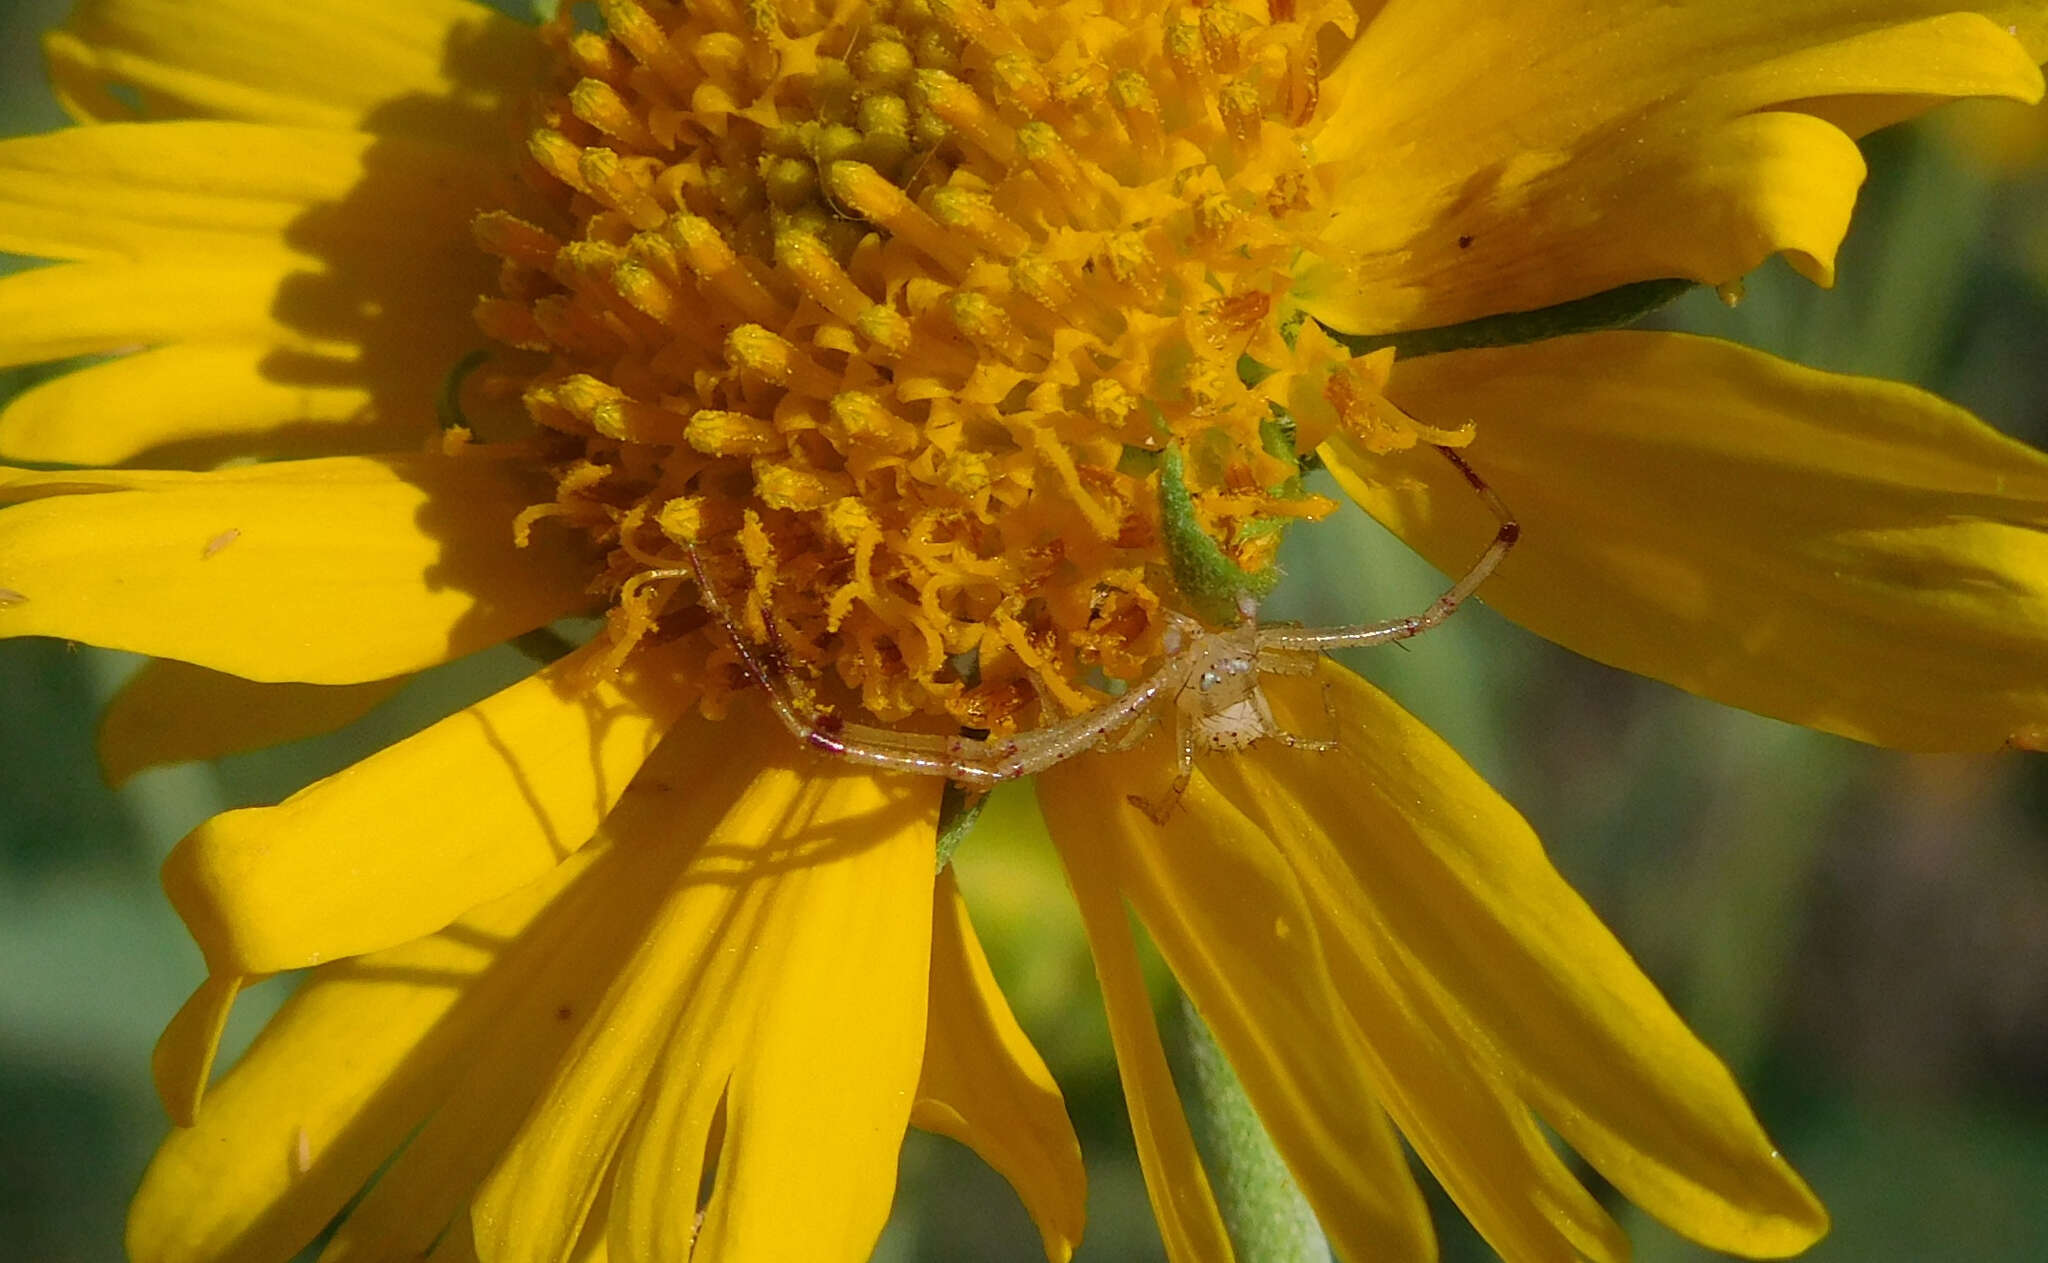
[1258,411,1307,499]
[1159,442,1278,626]
[1331,277,1695,359]
[509,626,578,665]
[935,780,985,871]
[437,348,492,431]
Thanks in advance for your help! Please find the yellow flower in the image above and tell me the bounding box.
[4,1,2048,1261]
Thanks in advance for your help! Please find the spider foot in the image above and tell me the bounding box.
[1127,772,1192,825]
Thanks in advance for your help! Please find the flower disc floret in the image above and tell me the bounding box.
[482,0,1391,729]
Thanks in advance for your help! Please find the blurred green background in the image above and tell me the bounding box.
[3,2,2045,1259]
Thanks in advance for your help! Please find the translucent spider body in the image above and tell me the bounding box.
[677,446,1517,797]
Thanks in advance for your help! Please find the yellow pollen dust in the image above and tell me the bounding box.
[482,0,1367,730]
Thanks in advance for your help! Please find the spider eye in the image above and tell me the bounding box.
[1200,670,1221,690]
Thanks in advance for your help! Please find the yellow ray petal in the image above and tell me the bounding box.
[1326,330,2048,751]
[1045,755,1436,1263]
[1052,828,1237,1263]
[467,707,782,1261]
[912,869,1086,1263]
[160,637,693,988]
[0,342,431,468]
[1303,5,2044,333]
[0,449,592,684]
[129,790,692,1263]
[149,973,244,1131]
[47,0,544,148]
[100,660,408,788]
[313,724,738,1263]
[0,258,308,368]
[0,122,518,265]
[1175,740,1629,1263]
[476,713,936,1263]
[1217,663,1828,1257]
[688,763,939,1263]
[427,1224,483,1263]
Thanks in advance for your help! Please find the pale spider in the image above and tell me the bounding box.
[664,445,1517,813]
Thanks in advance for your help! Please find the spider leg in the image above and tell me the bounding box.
[680,543,1186,786]
[1254,643,1321,676]
[1272,682,1341,753]
[1128,717,1197,824]
[679,547,1010,783]
[1259,444,1518,655]
[1098,707,1160,753]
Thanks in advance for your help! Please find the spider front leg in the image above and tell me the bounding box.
[1098,707,1160,753]
[1259,444,1518,656]
[1271,681,1342,752]
[683,542,1201,787]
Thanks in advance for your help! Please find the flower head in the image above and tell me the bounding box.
[5,2,2048,1262]
[498,0,1383,728]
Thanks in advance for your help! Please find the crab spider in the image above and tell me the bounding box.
[673,445,1518,803]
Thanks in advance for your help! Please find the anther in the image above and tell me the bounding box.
[685,409,785,456]
[566,30,633,84]
[1217,80,1266,145]
[775,230,877,326]
[825,162,976,274]
[927,0,1028,57]
[473,297,550,351]
[580,148,666,229]
[569,78,659,151]
[472,212,561,270]
[947,291,1029,363]
[1108,70,1166,161]
[552,240,628,294]
[827,392,920,453]
[611,259,684,323]
[756,461,856,511]
[596,0,697,96]
[743,0,781,39]
[1200,7,1257,73]
[991,53,1051,115]
[927,185,1033,258]
[725,324,841,397]
[691,31,749,89]
[1165,22,1209,84]
[548,374,679,441]
[1011,253,1119,340]
[666,215,789,325]
[915,69,1016,166]
[853,305,915,356]
[1016,122,1106,225]
[528,129,587,194]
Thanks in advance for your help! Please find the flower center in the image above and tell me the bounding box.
[477,0,1388,731]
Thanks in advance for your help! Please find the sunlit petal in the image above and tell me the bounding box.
[161,638,694,986]
[1303,4,2044,332]
[1055,829,1237,1263]
[1044,754,1438,1263]
[47,0,544,146]
[913,869,1087,1263]
[1328,330,2048,750]
[0,450,592,684]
